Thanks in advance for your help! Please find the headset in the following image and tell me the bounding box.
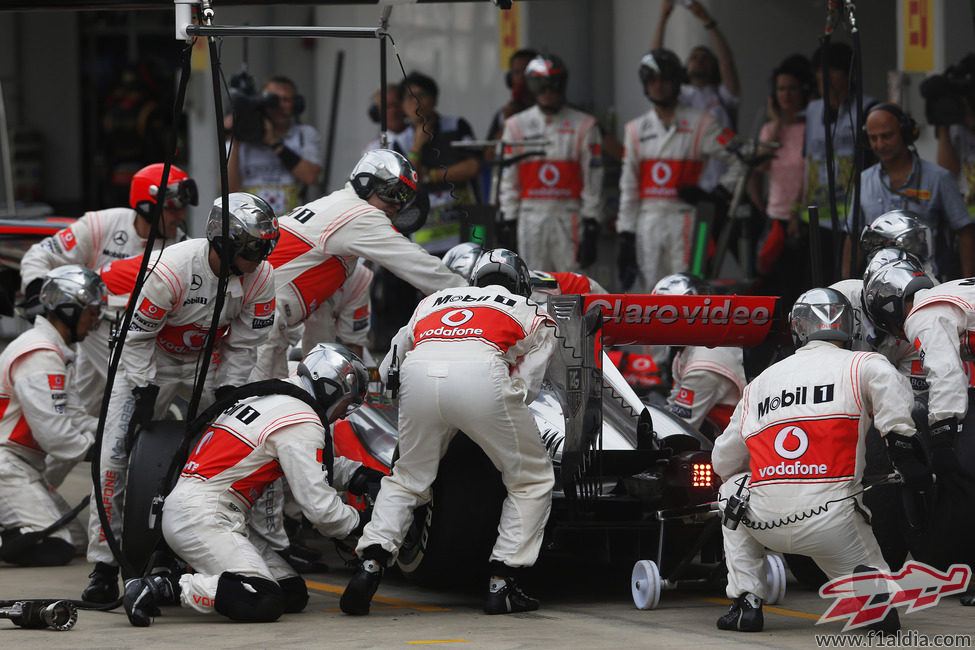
[264,75,305,117]
[864,102,919,146]
[368,103,381,124]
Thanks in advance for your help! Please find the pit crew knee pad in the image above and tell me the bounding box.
[278,576,309,613]
[0,531,74,567]
[214,572,285,622]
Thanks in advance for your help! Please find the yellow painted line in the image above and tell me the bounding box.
[406,641,469,645]
[306,579,451,612]
[695,596,822,621]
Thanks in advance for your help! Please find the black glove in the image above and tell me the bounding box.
[710,184,733,207]
[19,278,44,322]
[576,218,600,268]
[885,432,934,493]
[348,465,385,502]
[885,432,934,529]
[618,232,638,290]
[496,218,518,251]
[928,417,962,478]
[214,385,238,402]
[131,384,160,430]
[351,507,372,538]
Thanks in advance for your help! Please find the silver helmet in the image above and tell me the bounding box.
[862,246,922,287]
[206,192,279,264]
[40,264,105,334]
[651,272,708,296]
[860,210,932,262]
[862,259,936,336]
[441,242,482,280]
[524,54,568,97]
[349,149,418,210]
[469,248,532,298]
[789,287,855,348]
[296,343,369,423]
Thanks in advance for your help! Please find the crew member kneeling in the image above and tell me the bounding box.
[0,266,104,566]
[712,288,931,633]
[340,248,557,616]
[122,344,377,626]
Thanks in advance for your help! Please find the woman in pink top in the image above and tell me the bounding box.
[748,55,814,302]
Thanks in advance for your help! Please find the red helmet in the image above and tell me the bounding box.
[129,163,198,217]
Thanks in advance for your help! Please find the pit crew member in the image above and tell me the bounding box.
[712,288,928,633]
[82,192,279,603]
[653,273,745,437]
[121,344,381,626]
[341,249,557,616]
[617,49,742,292]
[498,54,604,273]
[252,149,465,381]
[0,266,104,567]
[19,163,194,416]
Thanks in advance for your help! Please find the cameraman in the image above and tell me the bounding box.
[933,55,975,220]
[228,75,323,215]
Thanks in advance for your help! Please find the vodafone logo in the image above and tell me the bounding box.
[440,309,473,326]
[182,329,207,350]
[774,426,809,460]
[651,161,673,186]
[537,163,561,187]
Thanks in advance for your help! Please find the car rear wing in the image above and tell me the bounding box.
[548,293,780,498]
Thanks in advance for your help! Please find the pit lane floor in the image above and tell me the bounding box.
[2,463,972,649]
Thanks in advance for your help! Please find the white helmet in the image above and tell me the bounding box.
[40,265,105,340]
[206,192,279,267]
[862,259,936,336]
[860,210,932,262]
[651,272,708,296]
[441,242,482,280]
[349,149,418,210]
[789,287,855,348]
[296,343,369,423]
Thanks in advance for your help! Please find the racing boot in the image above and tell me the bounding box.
[122,571,180,627]
[81,562,119,603]
[484,576,540,615]
[854,565,900,636]
[716,592,764,632]
[340,545,389,616]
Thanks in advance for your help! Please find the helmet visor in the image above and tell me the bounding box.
[236,235,277,262]
[376,178,417,209]
[151,178,199,209]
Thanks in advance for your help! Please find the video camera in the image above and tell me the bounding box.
[919,54,975,126]
[228,69,279,143]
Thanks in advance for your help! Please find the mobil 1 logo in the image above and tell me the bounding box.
[757,383,835,418]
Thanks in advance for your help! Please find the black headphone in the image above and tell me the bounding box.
[368,103,381,124]
[262,77,305,117]
[865,103,919,145]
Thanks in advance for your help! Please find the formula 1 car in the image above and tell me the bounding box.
[332,293,780,593]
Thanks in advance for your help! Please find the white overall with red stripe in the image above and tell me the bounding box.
[161,376,361,614]
[0,316,94,547]
[19,207,185,416]
[906,279,975,423]
[712,340,916,601]
[360,285,557,568]
[618,104,742,290]
[499,104,604,273]
[667,345,746,434]
[87,238,277,565]
[252,184,464,380]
